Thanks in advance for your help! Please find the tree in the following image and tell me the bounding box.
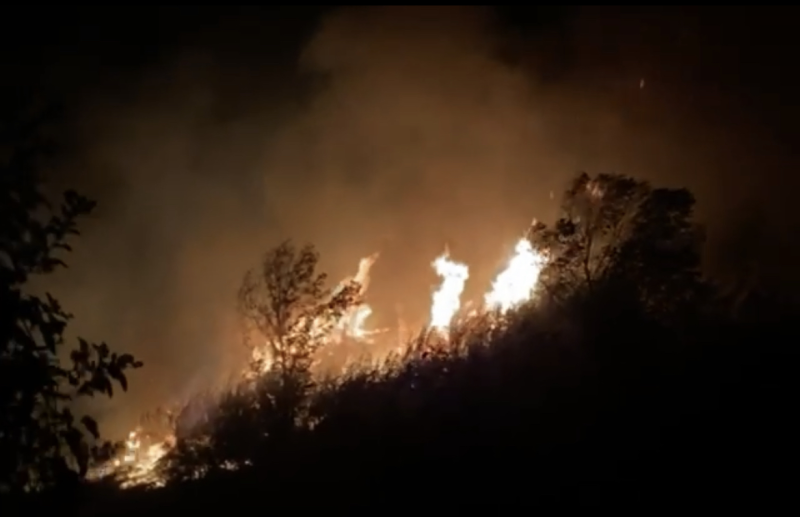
[530,172,706,322]
[159,242,362,481]
[0,104,142,494]
[237,241,360,436]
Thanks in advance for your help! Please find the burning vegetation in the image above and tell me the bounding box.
[89,172,704,490]
[16,168,773,504]
[91,226,550,488]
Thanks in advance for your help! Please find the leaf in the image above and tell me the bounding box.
[109,366,128,391]
[117,353,137,368]
[81,415,100,439]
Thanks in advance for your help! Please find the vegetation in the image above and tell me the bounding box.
[160,241,361,480]
[2,111,797,511]
[0,106,141,498]
[117,173,798,510]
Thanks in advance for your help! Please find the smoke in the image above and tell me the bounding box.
[32,6,798,436]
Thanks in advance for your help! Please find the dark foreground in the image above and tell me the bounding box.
[13,297,798,514]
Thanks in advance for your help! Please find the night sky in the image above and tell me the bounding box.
[3,6,798,437]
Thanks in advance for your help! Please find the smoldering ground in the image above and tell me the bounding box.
[16,6,799,437]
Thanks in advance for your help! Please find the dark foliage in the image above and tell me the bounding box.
[0,105,142,500]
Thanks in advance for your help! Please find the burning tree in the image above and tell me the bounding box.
[237,241,361,434]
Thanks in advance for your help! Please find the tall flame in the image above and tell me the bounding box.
[335,253,379,340]
[485,238,546,313]
[429,252,470,334]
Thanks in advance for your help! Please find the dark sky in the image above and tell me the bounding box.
[4,6,799,436]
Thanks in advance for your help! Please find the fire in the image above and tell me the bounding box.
[339,304,374,340]
[332,253,380,341]
[89,429,173,488]
[96,228,549,489]
[484,238,546,313]
[248,253,380,376]
[429,251,469,334]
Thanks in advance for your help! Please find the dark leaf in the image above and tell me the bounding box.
[81,415,100,439]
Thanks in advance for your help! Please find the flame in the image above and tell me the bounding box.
[97,231,550,488]
[89,429,173,488]
[353,253,379,292]
[429,251,469,334]
[339,304,373,340]
[484,238,546,313]
[248,253,380,375]
[333,252,380,341]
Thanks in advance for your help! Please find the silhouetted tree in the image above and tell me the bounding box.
[530,172,706,322]
[0,105,142,494]
[237,241,359,436]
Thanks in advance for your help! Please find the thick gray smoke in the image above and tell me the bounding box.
[36,6,797,437]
